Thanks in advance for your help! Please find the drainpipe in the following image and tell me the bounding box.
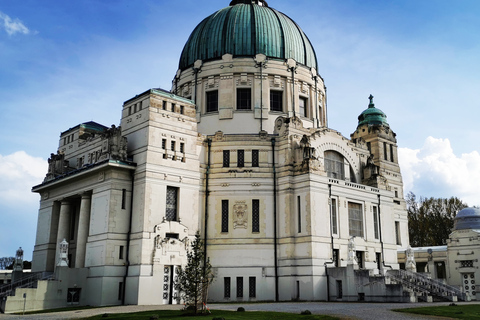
[378,194,393,270]
[325,184,336,301]
[325,86,328,128]
[193,68,199,110]
[122,169,135,305]
[291,68,296,118]
[271,137,279,302]
[260,63,264,132]
[203,138,212,275]
[314,76,319,128]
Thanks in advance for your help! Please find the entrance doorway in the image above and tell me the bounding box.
[163,265,180,304]
[462,273,477,300]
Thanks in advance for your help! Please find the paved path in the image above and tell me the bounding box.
[0,302,466,320]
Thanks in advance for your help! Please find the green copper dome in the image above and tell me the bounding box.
[357,95,389,128]
[179,0,318,71]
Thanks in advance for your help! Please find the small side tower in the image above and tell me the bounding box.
[351,95,404,202]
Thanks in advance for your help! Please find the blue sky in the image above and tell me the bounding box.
[1,0,479,260]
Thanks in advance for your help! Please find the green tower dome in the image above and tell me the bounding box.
[179,0,318,71]
[357,95,389,128]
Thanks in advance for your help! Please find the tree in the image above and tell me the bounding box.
[175,232,213,314]
[0,257,15,270]
[407,192,468,247]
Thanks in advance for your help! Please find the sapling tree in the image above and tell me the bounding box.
[175,232,213,314]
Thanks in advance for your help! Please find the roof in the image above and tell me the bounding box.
[454,207,480,230]
[178,1,317,71]
[357,95,389,128]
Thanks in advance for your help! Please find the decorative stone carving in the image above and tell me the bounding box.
[406,245,417,272]
[45,152,69,181]
[233,201,248,229]
[102,125,128,161]
[347,237,357,266]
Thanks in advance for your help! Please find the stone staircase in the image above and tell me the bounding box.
[386,269,466,302]
[0,272,53,300]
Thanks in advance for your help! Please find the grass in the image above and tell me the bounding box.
[80,309,340,320]
[394,303,480,319]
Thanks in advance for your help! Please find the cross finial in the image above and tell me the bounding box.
[368,94,374,108]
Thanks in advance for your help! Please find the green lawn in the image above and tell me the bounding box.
[81,309,339,320]
[395,304,480,319]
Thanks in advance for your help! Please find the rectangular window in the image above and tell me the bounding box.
[121,189,126,210]
[390,144,394,162]
[128,106,132,116]
[166,186,178,221]
[118,282,124,300]
[237,88,251,110]
[376,252,382,271]
[299,97,307,117]
[252,199,260,233]
[383,142,388,160]
[336,280,343,299]
[331,198,338,235]
[249,277,256,298]
[180,105,184,115]
[180,142,185,153]
[252,150,259,167]
[460,260,474,268]
[373,206,379,239]
[348,202,364,237]
[162,101,167,110]
[236,277,243,298]
[224,277,231,298]
[171,103,175,112]
[171,141,175,152]
[206,90,218,112]
[237,150,244,167]
[356,251,364,269]
[367,142,371,153]
[333,248,339,267]
[221,200,229,232]
[119,246,124,259]
[395,221,401,245]
[162,139,166,150]
[297,196,302,233]
[270,90,283,112]
[223,150,230,167]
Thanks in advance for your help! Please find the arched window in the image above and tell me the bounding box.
[324,151,344,180]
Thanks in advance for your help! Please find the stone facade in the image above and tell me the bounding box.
[3,1,413,313]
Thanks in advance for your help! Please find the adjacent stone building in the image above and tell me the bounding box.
[3,0,414,311]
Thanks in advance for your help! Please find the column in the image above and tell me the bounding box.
[75,193,91,268]
[56,200,71,266]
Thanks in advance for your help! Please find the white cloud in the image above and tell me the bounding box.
[398,137,480,207]
[0,11,30,36]
[0,151,46,207]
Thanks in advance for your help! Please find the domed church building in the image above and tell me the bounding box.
[2,0,425,312]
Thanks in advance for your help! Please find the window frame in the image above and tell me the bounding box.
[270,90,283,112]
[348,202,364,238]
[331,198,338,235]
[223,150,230,168]
[237,149,244,167]
[165,186,179,221]
[299,96,308,117]
[206,90,219,113]
[221,200,229,233]
[236,88,252,110]
[252,199,260,233]
[252,149,259,167]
